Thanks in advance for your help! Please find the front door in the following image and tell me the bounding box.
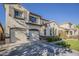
[29,30,39,41]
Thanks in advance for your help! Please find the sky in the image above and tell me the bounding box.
[0,4,5,26]
[0,3,79,26]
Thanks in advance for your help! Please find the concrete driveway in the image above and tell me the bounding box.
[0,41,79,56]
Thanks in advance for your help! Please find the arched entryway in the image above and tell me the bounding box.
[0,23,5,44]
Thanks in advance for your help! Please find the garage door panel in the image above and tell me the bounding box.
[15,30,26,42]
[29,31,39,41]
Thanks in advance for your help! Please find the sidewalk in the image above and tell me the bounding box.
[0,41,30,53]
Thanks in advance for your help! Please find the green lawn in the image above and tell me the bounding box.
[64,39,79,51]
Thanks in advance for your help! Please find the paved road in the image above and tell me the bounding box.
[0,41,79,56]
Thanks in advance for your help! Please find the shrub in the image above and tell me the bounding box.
[53,36,62,41]
[47,37,53,42]
[47,36,62,42]
[56,41,70,48]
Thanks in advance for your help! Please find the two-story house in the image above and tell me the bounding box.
[4,4,58,44]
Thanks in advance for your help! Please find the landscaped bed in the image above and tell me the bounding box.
[55,41,70,48]
[46,36,70,48]
[47,36,62,42]
[46,36,79,51]
[64,39,79,51]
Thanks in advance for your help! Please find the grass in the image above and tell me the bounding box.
[64,39,79,51]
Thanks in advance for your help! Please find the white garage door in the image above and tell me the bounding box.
[15,30,26,42]
[29,31,39,41]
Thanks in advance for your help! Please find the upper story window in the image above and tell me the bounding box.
[14,10,24,19]
[29,16,36,23]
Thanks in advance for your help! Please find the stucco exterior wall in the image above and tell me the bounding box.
[4,4,29,43]
[49,21,59,36]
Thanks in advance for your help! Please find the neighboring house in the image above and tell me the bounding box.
[59,22,79,39]
[4,4,58,44]
[0,22,5,44]
[40,19,59,40]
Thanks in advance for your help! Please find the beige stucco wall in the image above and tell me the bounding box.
[49,21,59,36]
[4,4,29,43]
[60,23,71,29]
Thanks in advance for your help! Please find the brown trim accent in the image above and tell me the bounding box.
[42,18,50,21]
[14,16,25,20]
[10,27,26,31]
[29,29,39,31]
[26,22,42,26]
[30,12,41,18]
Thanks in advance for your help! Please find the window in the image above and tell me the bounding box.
[29,16,36,23]
[14,10,22,18]
[50,28,52,36]
[52,28,54,35]
[55,29,57,35]
[44,29,46,36]
[70,31,72,35]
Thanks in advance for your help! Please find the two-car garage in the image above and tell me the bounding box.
[10,28,40,43]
